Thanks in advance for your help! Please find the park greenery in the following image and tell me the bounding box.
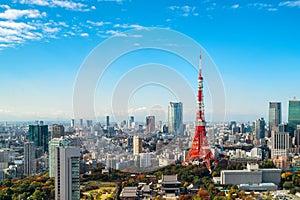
[0,159,299,199]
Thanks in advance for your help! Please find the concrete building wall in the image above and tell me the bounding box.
[261,169,282,185]
[221,170,262,185]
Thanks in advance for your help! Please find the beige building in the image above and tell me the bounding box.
[133,136,142,155]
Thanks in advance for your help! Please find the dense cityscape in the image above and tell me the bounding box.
[1,94,300,199]
[1,0,300,200]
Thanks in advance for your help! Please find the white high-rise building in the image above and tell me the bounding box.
[168,102,183,135]
[49,137,73,177]
[24,142,35,177]
[271,131,290,158]
[140,153,151,168]
[55,147,80,200]
[70,119,75,128]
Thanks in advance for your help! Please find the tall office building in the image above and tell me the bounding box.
[79,119,83,127]
[269,102,282,131]
[106,116,110,127]
[28,124,49,153]
[207,127,216,145]
[127,116,135,129]
[70,119,75,128]
[86,120,93,127]
[146,116,155,134]
[271,131,290,158]
[288,99,300,136]
[294,128,300,146]
[49,137,73,177]
[50,124,65,139]
[168,102,183,135]
[133,136,142,155]
[24,142,35,177]
[55,147,80,200]
[255,118,265,140]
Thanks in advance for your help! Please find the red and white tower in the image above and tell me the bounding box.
[183,50,216,170]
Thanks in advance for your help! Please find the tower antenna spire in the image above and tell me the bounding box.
[200,49,203,77]
[183,49,217,171]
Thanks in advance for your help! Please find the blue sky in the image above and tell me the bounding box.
[0,0,300,122]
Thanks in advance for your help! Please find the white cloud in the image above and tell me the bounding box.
[80,33,88,37]
[0,9,46,20]
[20,0,49,6]
[43,26,60,33]
[279,0,300,7]
[0,5,10,9]
[87,20,111,26]
[106,30,127,37]
[51,0,85,10]
[0,19,44,49]
[268,8,278,11]
[0,27,19,36]
[19,0,89,11]
[98,0,123,2]
[0,21,35,30]
[168,5,197,17]
[248,3,278,11]
[114,23,145,30]
[231,4,239,9]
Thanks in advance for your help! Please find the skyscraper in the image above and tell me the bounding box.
[127,116,134,129]
[255,118,265,140]
[146,116,155,134]
[133,136,142,155]
[168,102,183,135]
[24,142,35,177]
[269,102,282,131]
[86,120,93,127]
[28,124,49,153]
[271,131,290,158]
[50,124,65,139]
[49,137,73,177]
[106,116,110,127]
[288,99,300,136]
[70,119,75,128]
[79,119,83,127]
[55,147,80,200]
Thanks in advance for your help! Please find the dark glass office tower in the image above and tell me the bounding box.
[28,124,49,153]
[288,99,300,136]
[269,102,282,130]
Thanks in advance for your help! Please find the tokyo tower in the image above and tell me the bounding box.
[182,50,216,171]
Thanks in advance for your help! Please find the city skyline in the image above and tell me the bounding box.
[0,0,300,121]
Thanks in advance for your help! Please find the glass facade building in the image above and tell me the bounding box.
[288,100,300,136]
[168,102,183,135]
[269,102,282,130]
[28,124,49,153]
